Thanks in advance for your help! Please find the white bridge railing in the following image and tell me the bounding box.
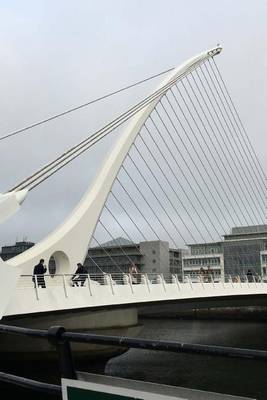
[16,273,264,301]
[4,271,267,317]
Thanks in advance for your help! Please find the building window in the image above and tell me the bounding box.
[152,259,156,263]
[48,256,56,276]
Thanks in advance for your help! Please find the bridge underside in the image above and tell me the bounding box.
[4,292,267,320]
[137,293,267,317]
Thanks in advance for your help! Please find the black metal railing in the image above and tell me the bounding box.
[0,323,267,396]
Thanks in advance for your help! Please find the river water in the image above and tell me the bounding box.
[1,317,267,399]
[106,318,267,399]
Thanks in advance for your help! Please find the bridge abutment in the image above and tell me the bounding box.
[0,307,140,362]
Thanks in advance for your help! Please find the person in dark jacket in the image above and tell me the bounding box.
[33,259,47,288]
[72,263,87,287]
[246,269,253,282]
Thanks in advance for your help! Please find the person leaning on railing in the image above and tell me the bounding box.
[71,263,88,287]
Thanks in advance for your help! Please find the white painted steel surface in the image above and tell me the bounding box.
[0,189,28,225]
[0,258,20,318]
[4,46,222,279]
[1,47,223,319]
[4,273,267,317]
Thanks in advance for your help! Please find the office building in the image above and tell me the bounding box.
[182,225,267,279]
[85,238,185,276]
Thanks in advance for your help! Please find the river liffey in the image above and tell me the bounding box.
[1,317,267,399]
[106,318,267,400]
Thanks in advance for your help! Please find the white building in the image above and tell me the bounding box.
[182,242,224,281]
[86,238,185,276]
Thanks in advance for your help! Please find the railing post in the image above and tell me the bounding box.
[175,274,180,291]
[252,275,257,287]
[188,275,193,290]
[62,275,68,298]
[221,276,225,288]
[145,274,150,293]
[160,274,166,292]
[229,275,234,288]
[109,274,114,295]
[34,275,39,300]
[47,326,76,379]
[87,274,92,296]
[199,275,204,289]
[210,274,215,288]
[128,274,134,294]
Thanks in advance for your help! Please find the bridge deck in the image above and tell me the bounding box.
[4,273,267,317]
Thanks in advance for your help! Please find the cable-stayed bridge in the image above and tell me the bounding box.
[0,45,266,321]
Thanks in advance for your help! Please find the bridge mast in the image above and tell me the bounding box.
[4,46,222,277]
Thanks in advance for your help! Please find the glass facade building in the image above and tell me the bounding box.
[223,225,267,276]
[183,225,267,279]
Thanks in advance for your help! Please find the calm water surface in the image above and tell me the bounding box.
[1,318,267,399]
[106,318,267,399]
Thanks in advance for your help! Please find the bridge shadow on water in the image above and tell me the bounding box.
[0,317,267,399]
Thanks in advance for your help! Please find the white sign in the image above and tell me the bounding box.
[62,373,255,400]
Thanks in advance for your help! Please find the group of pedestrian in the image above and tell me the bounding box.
[32,259,87,288]
[33,259,140,288]
[199,266,213,282]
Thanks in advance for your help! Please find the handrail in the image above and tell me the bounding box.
[13,271,266,313]
[0,322,267,395]
[20,272,262,280]
[16,272,264,297]
[1,323,267,360]
[0,371,61,395]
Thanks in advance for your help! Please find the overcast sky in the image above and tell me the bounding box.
[0,0,266,247]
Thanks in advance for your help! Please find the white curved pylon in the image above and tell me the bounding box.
[7,46,222,275]
[0,189,28,225]
[0,257,20,318]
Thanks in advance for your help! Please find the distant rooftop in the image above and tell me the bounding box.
[230,225,267,235]
[97,237,134,248]
[1,240,35,249]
